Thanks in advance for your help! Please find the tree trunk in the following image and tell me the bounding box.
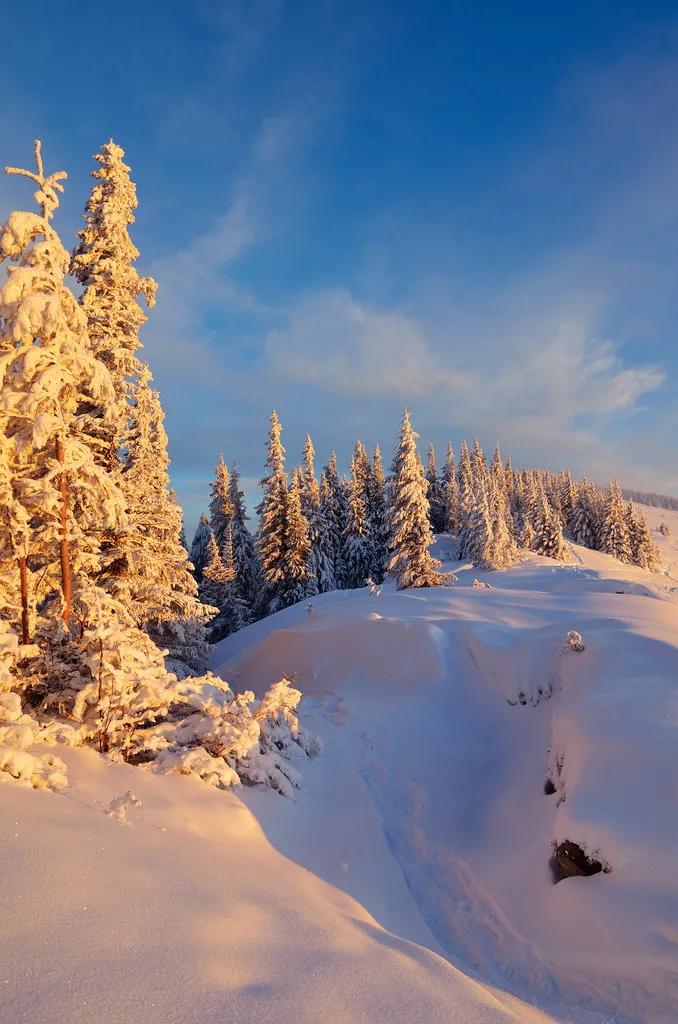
[17,555,29,644]
[56,436,72,626]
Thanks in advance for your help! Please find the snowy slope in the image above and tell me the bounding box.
[210,506,678,1023]
[2,506,677,1024]
[0,746,554,1024]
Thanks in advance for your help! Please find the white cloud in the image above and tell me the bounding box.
[264,288,470,397]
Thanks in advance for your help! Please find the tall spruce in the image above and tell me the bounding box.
[256,411,289,613]
[599,481,631,562]
[71,140,157,466]
[209,454,234,552]
[387,409,442,589]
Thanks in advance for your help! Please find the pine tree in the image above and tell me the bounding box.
[559,470,577,531]
[256,411,289,614]
[441,442,459,535]
[0,141,126,630]
[570,478,599,549]
[465,484,493,567]
[627,503,661,571]
[387,409,442,589]
[278,470,315,609]
[71,141,156,425]
[486,481,517,569]
[366,444,388,583]
[218,524,251,635]
[532,492,567,560]
[301,433,320,514]
[190,514,212,583]
[599,481,631,562]
[199,533,228,622]
[121,365,210,670]
[325,451,349,587]
[456,440,474,557]
[208,454,234,552]
[227,465,259,609]
[343,456,372,588]
[425,443,447,533]
[311,475,338,592]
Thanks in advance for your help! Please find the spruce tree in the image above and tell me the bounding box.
[218,524,251,635]
[311,474,338,593]
[190,514,212,583]
[209,454,234,552]
[325,452,349,587]
[456,440,474,557]
[532,492,567,560]
[441,442,459,535]
[599,481,631,562]
[425,443,447,533]
[570,478,599,549]
[227,465,259,609]
[71,140,157,467]
[0,141,126,629]
[278,470,315,609]
[199,533,229,620]
[387,409,442,589]
[256,411,289,613]
[343,456,372,588]
[366,444,388,583]
[627,504,661,571]
[71,140,156,376]
[301,433,320,514]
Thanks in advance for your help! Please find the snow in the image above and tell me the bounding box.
[1,505,677,1023]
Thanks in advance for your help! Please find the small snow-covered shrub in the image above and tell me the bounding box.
[129,674,321,799]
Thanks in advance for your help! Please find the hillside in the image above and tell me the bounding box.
[2,506,677,1024]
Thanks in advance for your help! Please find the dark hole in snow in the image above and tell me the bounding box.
[550,841,609,883]
[544,778,556,795]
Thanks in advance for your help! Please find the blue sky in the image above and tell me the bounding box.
[2,1,678,531]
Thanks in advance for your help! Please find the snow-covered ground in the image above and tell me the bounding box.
[2,506,677,1024]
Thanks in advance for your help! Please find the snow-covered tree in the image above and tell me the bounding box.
[121,365,210,670]
[532,492,567,560]
[301,433,320,514]
[599,481,631,562]
[278,470,315,609]
[306,476,333,594]
[256,411,289,614]
[441,442,459,535]
[456,440,474,556]
[199,533,229,614]
[201,526,249,642]
[387,409,442,589]
[190,514,212,584]
[366,444,388,583]
[71,140,156,458]
[425,443,447,533]
[0,141,126,629]
[227,465,259,609]
[559,470,576,531]
[324,451,349,587]
[627,504,661,572]
[209,454,234,552]
[343,456,372,588]
[570,478,599,549]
